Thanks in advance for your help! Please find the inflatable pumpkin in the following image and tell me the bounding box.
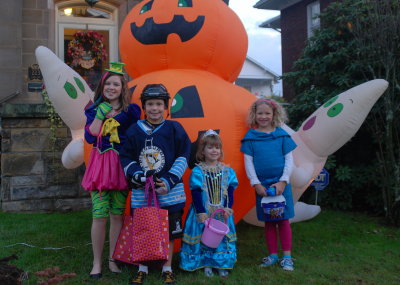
[119,0,247,82]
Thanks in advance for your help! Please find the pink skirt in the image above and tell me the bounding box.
[82,148,129,191]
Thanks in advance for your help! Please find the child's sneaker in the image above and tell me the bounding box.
[131,271,147,285]
[161,271,176,285]
[260,255,278,267]
[218,269,229,277]
[204,267,214,277]
[280,258,294,271]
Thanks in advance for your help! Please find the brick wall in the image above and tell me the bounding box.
[281,0,339,101]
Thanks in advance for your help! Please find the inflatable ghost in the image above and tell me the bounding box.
[35,46,94,169]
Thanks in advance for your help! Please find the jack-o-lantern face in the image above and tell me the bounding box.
[120,0,248,82]
[132,1,204,45]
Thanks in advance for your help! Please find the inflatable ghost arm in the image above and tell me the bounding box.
[35,46,94,169]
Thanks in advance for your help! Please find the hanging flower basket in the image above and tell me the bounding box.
[67,31,108,69]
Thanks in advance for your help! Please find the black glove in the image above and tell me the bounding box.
[131,172,145,188]
[145,170,156,178]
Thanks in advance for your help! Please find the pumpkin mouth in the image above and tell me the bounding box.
[130,15,205,45]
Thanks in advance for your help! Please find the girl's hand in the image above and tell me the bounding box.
[197,213,208,223]
[254,184,267,196]
[95,102,113,120]
[223,208,233,219]
[272,181,287,195]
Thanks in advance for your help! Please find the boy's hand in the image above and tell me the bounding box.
[254,184,267,197]
[272,181,287,195]
[145,169,156,178]
[131,172,145,188]
[95,102,113,120]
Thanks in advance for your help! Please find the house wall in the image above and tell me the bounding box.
[235,58,277,97]
[281,0,338,101]
[0,0,23,104]
[0,0,140,212]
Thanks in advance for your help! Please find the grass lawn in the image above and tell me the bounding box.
[0,209,399,284]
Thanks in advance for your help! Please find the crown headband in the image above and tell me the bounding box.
[202,129,219,138]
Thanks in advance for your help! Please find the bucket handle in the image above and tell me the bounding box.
[205,208,227,228]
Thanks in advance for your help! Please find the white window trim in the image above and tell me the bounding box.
[55,1,118,62]
[307,1,320,38]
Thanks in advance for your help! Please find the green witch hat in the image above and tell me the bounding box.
[105,62,126,75]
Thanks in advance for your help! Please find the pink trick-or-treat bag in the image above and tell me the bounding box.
[131,177,169,267]
[112,190,134,264]
[113,178,169,265]
[112,213,135,264]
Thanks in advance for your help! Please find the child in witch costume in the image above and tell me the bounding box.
[119,84,191,285]
[81,62,141,279]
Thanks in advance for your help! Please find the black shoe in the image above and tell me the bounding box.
[162,271,176,285]
[89,273,102,279]
[109,258,122,274]
[131,271,147,285]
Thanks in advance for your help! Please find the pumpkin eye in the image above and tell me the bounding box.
[327,103,343,117]
[178,0,192,7]
[140,0,154,14]
[171,85,204,118]
[323,95,338,108]
[64,81,78,99]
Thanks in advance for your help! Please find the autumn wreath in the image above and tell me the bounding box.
[67,31,108,69]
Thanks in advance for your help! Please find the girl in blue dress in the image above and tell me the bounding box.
[241,98,297,271]
[180,130,238,278]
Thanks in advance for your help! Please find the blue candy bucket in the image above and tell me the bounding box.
[261,195,286,221]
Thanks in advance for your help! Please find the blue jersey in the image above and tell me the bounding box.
[120,120,191,210]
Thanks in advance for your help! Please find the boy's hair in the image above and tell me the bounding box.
[196,134,224,162]
[247,98,288,128]
[93,72,131,111]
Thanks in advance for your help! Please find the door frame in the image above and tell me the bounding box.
[55,1,119,62]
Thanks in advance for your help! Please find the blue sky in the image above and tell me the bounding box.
[229,0,282,95]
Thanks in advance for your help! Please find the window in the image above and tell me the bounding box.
[307,1,320,38]
[56,1,118,90]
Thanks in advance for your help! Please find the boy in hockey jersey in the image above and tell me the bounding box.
[120,84,191,285]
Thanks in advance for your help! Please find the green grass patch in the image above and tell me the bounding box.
[0,210,399,284]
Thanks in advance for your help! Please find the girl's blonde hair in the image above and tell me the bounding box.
[93,72,131,111]
[195,133,224,162]
[247,98,288,128]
